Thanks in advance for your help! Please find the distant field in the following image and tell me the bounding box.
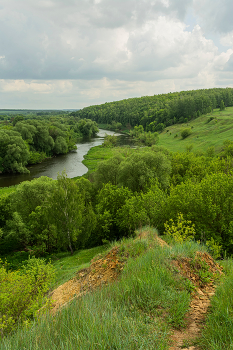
[158,107,233,153]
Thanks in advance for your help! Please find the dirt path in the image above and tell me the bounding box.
[169,252,223,350]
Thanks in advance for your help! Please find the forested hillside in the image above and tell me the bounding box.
[71,88,233,131]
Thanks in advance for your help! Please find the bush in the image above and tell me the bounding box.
[181,128,192,139]
[164,213,195,243]
[0,257,54,337]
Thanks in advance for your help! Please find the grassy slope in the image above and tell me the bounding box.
[83,107,233,175]
[158,107,233,153]
[1,229,233,349]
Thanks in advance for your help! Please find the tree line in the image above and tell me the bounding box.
[71,87,233,131]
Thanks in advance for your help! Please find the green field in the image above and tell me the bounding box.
[158,107,233,153]
[82,145,122,173]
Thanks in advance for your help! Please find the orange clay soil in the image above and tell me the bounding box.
[50,247,124,313]
[169,252,223,350]
[50,232,167,313]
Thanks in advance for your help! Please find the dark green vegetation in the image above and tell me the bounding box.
[2,140,233,259]
[71,88,233,130]
[0,111,98,174]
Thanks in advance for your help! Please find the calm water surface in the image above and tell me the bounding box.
[0,129,129,188]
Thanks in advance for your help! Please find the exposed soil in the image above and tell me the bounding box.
[51,247,124,313]
[169,252,223,350]
[50,232,168,313]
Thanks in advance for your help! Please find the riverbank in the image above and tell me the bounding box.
[0,129,128,188]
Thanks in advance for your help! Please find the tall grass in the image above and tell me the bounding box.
[200,258,233,349]
[1,235,193,350]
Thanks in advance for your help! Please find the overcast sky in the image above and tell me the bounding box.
[0,0,233,109]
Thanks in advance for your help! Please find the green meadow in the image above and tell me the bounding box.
[158,107,233,153]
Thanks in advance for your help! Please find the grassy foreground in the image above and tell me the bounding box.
[1,228,233,349]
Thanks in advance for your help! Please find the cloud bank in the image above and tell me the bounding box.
[0,0,233,108]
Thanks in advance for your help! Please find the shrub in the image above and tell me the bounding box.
[0,257,54,337]
[181,128,192,139]
[164,213,196,243]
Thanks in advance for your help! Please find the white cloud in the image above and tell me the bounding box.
[0,0,233,108]
[0,80,73,93]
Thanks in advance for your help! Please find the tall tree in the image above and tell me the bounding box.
[49,171,85,254]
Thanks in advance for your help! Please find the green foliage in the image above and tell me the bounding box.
[0,129,29,173]
[219,139,233,158]
[48,171,91,254]
[102,134,118,147]
[206,237,222,260]
[75,118,99,137]
[181,128,192,139]
[162,173,233,253]
[130,126,159,146]
[164,213,196,243]
[95,183,132,242]
[72,88,233,131]
[116,182,166,234]
[207,116,214,123]
[28,151,47,164]
[0,114,93,174]
[12,115,24,126]
[94,153,124,186]
[220,99,225,111]
[200,259,233,349]
[53,136,68,154]
[118,150,171,192]
[0,257,54,337]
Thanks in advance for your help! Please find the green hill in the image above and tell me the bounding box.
[158,107,233,153]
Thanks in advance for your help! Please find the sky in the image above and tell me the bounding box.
[0,0,233,109]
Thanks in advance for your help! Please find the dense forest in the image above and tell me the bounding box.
[71,87,232,131]
[1,141,233,259]
[0,114,98,174]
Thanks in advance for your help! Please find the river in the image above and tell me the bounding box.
[0,129,129,188]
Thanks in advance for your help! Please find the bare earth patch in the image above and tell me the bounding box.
[51,247,124,313]
[51,232,167,313]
